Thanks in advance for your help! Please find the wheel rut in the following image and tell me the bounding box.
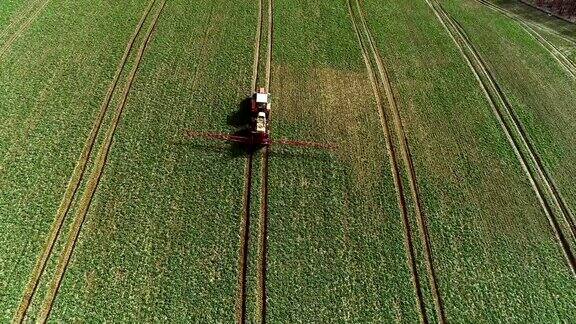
[36,2,166,321]
[425,0,576,275]
[257,0,273,322]
[352,1,446,322]
[237,152,254,324]
[475,0,576,78]
[13,0,159,322]
[14,0,165,322]
[0,0,52,58]
[0,0,43,41]
[237,0,271,322]
[347,0,447,322]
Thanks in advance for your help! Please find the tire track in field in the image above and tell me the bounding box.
[33,2,166,321]
[12,1,158,321]
[425,0,576,275]
[0,0,51,58]
[498,4,576,48]
[462,0,576,241]
[237,0,263,322]
[522,20,576,48]
[470,1,576,240]
[257,0,273,321]
[346,1,429,322]
[475,0,576,78]
[352,1,446,322]
[0,0,43,41]
[237,153,254,324]
[250,0,263,93]
[258,147,270,323]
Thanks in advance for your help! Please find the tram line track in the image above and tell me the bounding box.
[346,0,446,322]
[425,0,576,275]
[35,2,166,321]
[12,0,160,321]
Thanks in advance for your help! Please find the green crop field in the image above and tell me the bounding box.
[1,0,575,322]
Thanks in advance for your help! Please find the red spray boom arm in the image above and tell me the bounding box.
[184,130,335,150]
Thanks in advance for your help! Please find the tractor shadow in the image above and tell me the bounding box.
[227,97,252,129]
[182,96,256,158]
[226,97,258,157]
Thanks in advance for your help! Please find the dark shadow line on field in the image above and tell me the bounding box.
[227,97,253,129]
[175,139,334,162]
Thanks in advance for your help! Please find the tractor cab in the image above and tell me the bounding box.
[251,87,271,113]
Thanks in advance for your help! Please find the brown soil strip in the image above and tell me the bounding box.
[346,1,429,322]
[425,0,576,275]
[12,1,158,322]
[236,153,254,323]
[0,0,51,58]
[476,0,576,78]
[352,1,446,322]
[34,2,166,322]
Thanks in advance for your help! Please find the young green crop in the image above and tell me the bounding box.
[0,0,30,34]
[493,0,576,38]
[45,0,257,321]
[264,0,419,321]
[443,0,576,213]
[0,0,152,320]
[363,0,576,321]
[2,0,576,321]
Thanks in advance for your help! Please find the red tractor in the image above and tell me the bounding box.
[184,88,333,150]
[251,87,271,146]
